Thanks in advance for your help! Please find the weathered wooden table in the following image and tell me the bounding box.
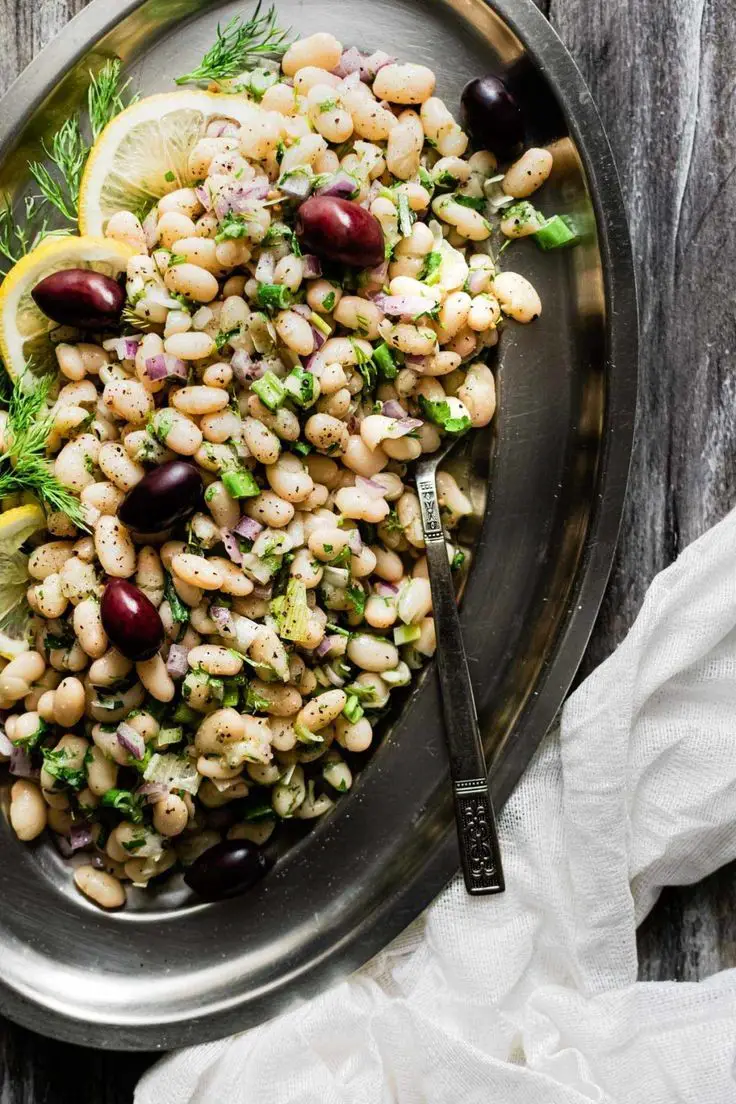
[1,0,734,1097]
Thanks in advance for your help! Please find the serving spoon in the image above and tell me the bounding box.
[415,441,505,895]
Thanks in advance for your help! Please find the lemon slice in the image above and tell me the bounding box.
[0,235,135,379]
[79,91,263,237]
[0,504,46,659]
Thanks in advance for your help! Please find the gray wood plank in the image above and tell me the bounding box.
[0,0,733,1097]
[547,0,736,980]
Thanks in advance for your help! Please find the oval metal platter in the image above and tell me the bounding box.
[0,0,636,1050]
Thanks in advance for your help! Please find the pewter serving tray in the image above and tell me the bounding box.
[0,0,636,1049]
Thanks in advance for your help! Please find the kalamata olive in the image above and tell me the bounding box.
[119,460,204,535]
[31,268,125,330]
[184,839,273,901]
[460,76,525,160]
[100,579,164,661]
[295,196,385,268]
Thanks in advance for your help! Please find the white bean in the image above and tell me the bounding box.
[94,516,136,578]
[492,272,542,323]
[74,865,126,909]
[502,148,553,198]
[373,63,436,104]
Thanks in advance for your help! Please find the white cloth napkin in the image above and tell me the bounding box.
[136,508,736,1104]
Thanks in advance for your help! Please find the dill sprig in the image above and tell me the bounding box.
[88,58,135,139]
[0,196,66,275]
[175,2,293,85]
[28,116,87,222]
[0,371,87,528]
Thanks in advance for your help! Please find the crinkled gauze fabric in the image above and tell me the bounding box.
[137,508,736,1104]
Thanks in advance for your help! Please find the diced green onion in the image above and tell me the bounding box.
[283,366,317,408]
[221,469,260,498]
[173,702,199,724]
[397,191,415,237]
[294,720,323,744]
[292,440,312,456]
[309,311,331,337]
[256,282,293,311]
[342,694,364,724]
[533,214,579,251]
[382,661,411,687]
[422,251,443,285]
[373,342,397,380]
[251,369,286,411]
[393,623,421,645]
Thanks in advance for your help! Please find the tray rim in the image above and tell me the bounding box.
[0,0,638,1049]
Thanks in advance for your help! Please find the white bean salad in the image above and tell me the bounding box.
[0,25,573,910]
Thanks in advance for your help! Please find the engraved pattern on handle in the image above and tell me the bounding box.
[453,779,504,894]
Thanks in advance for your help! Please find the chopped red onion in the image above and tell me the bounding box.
[364,258,389,287]
[208,121,227,138]
[466,269,488,295]
[70,822,92,851]
[234,516,264,541]
[9,746,37,779]
[302,254,322,279]
[382,400,407,418]
[0,728,14,757]
[291,303,312,318]
[355,475,386,498]
[375,581,399,597]
[222,529,244,566]
[166,644,189,679]
[323,564,350,588]
[137,781,170,804]
[252,583,272,600]
[315,633,343,658]
[255,251,276,283]
[279,172,312,202]
[145,354,188,381]
[311,325,326,351]
[324,665,346,688]
[315,172,359,200]
[362,50,395,78]
[389,417,424,438]
[53,833,74,858]
[333,46,364,77]
[231,349,265,383]
[214,180,270,219]
[195,184,213,212]
[373,293,433,318]
[122,337,141,360]
[346,528,363,554]
[341,70,362,90]
[211,605,236,639]
[117,722,145,761]
[405,355,426,367]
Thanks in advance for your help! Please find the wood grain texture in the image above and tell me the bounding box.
[0,0,734,1097]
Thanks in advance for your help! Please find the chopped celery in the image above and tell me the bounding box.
[251,369,286,411]
[373,341,397,380]
[221,469,260,498]
[393,623,421,645]
[283,366,317,408]
[342,694,364,724]
[533,214,580,250]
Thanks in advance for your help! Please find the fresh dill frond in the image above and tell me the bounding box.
[175,2,293,85]
[88,58,135,139]
[0,371,87,528]
[29,116,87,222]
[0,195,60,274]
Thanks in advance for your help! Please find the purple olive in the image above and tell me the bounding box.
[184,839,273,901]
[31,268,125,330]
[295,196,385,268]
[119,461,204,535]
[460,76,524,160]
[100,579,164,661]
